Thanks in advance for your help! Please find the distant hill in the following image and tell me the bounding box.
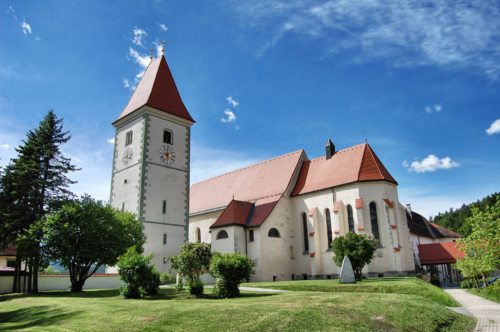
[432,192,499,237]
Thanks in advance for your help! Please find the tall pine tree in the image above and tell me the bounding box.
[0,110,78,293]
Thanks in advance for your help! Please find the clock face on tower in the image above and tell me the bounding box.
[159,144,176,165]
[122,147,134,166]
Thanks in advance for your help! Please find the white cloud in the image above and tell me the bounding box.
[403,154,460,173]
[1,144,11,150]
[221,109,236,123]
[159,23,168,32]
[21,20,31,35]
[232,0,500,79]
[486,119,500,135]
[425,104,442,113]
[106,138,115,145]
[122,79,130,89]
[129,47,150,69]
[132,27,147,46]
[226,96,239,108]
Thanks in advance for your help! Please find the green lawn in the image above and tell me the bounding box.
[0,278,475,331]
[243,277,459,307]
[467,284,500,303]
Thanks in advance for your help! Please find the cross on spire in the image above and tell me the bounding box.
[161,40,165,55]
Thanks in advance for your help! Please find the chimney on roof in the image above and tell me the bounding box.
[406,204,412,215]
[325,139,336,159]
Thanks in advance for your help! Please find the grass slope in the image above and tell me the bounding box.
[243,277,458,307]
[0,284,474,331]
[467,284,500,303]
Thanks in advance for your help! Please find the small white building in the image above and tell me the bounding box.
[189,141,418,281]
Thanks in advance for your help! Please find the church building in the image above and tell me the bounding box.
[189,141,417,281]
[108,48,459,281]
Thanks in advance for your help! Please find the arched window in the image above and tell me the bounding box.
[302,213,309,253]
[325,209,333,249]
[216,230,228,240]
[268,228,281,238]
[125,131,133,146]
[196,228,201,243]
[163,129,173,144]
[347,205,355,233]
[370,202,380,241]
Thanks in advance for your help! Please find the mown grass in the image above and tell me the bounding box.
[0,283,475,332]
[243,277,459,307]
[467,284,500,303]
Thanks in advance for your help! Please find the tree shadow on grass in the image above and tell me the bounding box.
[0,289,119,302]
[0,306,80,330]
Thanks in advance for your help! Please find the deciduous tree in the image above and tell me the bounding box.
[332,232,378,281]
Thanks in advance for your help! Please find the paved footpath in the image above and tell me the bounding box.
[444,288,499,332]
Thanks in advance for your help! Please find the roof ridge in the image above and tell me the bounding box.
[308,142,367,162]
[191,149,304,187]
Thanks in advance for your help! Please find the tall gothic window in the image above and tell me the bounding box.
[325,209,333,249]
[163,129,173,144]
[370,202,380,241]
[347,205,355,233]
[302,213,309,253]
[196,228,201,243]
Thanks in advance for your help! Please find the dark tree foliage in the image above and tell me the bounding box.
[118,246,160,299]
[433,193,499,237]
[34,195,145,292]
[0,110,78,293]
[209,253,255,298]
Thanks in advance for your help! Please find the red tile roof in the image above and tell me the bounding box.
[291,143,397,196]
[210,199,280,229]
[211,200,253,228]
[418,242,465,265]
[190,150,304,215]
[115,55,194,123]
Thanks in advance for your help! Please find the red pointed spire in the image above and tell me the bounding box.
[115,55,195,123]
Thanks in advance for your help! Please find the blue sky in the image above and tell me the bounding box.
[0,1,499,218]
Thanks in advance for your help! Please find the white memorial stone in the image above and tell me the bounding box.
[340,256,356,284]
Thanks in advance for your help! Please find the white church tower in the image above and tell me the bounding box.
[109,50,195,272]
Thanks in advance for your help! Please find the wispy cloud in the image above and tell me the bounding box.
[1,144,11,150]
[191,145,259,184]
[486,119,500,135]
[6,6,35,37]
[106,138,115,145]
[403,154,460,173]
[425,104,442,114]
[231,0,500,79]
[129,47,150,68]
[132,27,147,46]
[221,109,236,123]
[158,23,168,32]
[122,78,130,89]
[226,96,239,108]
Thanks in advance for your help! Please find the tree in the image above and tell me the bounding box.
[32,195,144,292]
[332,233,378,281]
[455,201,500,287]
[0,110,78,293]
[117,246,160,299]
[169,242,212,295]
[209,253,255,298]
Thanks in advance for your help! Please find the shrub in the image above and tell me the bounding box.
[461,278,476,289]
[169,242,211,295]
[332,232,378,281]
[117,246,160,298]
[209,253,255,298]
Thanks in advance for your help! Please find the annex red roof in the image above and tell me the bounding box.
[210,199,280,229]
[115,55,194,123]
[292,143,397,196]
[190,150,304,215]
[430,223,462,238]
[418,242,465,265]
